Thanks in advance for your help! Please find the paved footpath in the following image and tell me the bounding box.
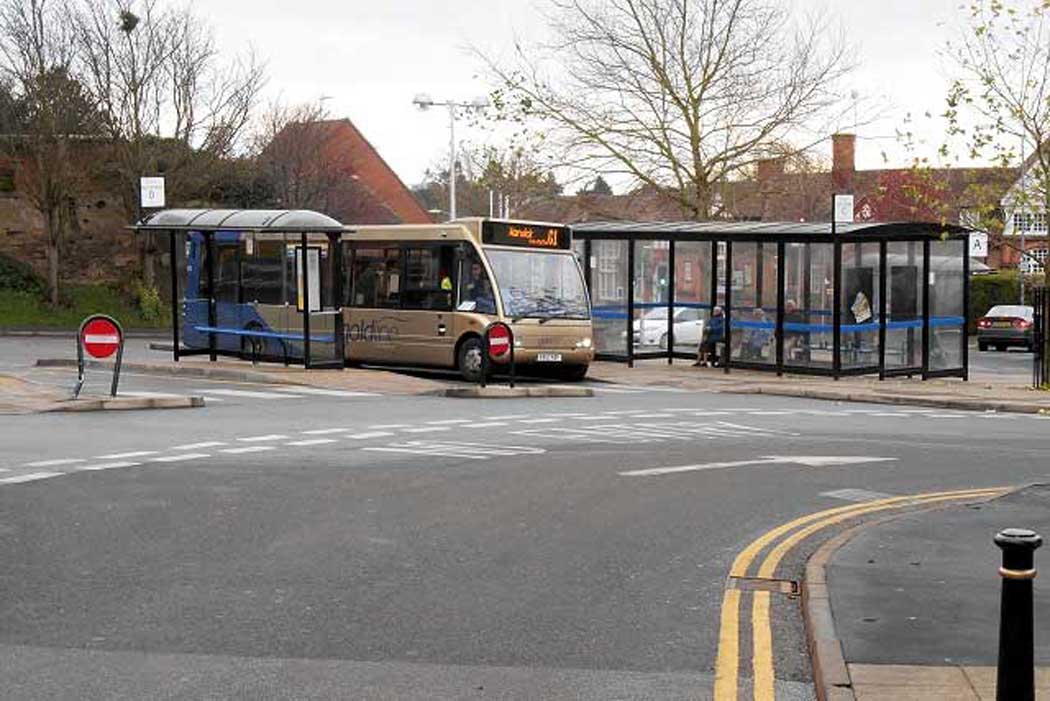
[827,484,1050,699]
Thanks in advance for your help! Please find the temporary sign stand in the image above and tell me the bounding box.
[74,314,125,399]
[480,321,516,389]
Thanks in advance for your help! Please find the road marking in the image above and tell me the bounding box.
[171,441,226,450]
[220,446,275,454]
[237,434,288,442]
[286,438,338,446]
[95,451,158,460]
[471,421,508,428]
[301,428,350,435]
[745,411,791,416]
[712,487,1007,701]
[487,414,529,420]
[518,418,558,424]
[621,455,896,477]
[190,388,292,399]
[363,441,545,461]
[78,461,141,471]
[364,445,489,460]
[151,453,210,463]
[425,419,472,425]
[369,424,409,429]
[401,426,452,433]
[344,431,394,440]
[821,488,895,502]
[1,471,65,483]
[270,386,378,397]
[629,413,674,418]
[23,458,85,467]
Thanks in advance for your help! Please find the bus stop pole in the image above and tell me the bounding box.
[169,232,180,362]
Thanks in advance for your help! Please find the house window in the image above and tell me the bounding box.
[1021,247,1048,274]
[1013,211,1048,233]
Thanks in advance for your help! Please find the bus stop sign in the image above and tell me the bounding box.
[74,314,124,399]
[487,322,512,360]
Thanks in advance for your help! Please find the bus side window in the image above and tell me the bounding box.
[243,239,284,304]
[403,245,456,311]
[352,247,400,308]
[458,249,496,314]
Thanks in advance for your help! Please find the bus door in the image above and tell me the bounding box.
[346,245,404,362]
[397,244,459,366]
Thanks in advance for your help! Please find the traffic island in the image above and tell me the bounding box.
[46,395,204,412]
[441,385,594,398]
[0,373,203,414]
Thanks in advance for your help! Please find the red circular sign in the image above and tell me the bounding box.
[82,317,122,359]
[487,323,512,360]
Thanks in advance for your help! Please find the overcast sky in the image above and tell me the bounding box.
[201,0,970,192]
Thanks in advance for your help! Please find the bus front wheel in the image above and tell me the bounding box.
[457,336,488,383]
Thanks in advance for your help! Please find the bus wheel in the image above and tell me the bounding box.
[457,336,487,382]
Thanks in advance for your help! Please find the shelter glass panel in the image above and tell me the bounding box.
[591,239,629,356]
[783,243,835,370]
[729,243,775,364]
[633,240,671,352]
[885,241,924,370]
[673,241,713,354]
[840,242,880,370]
[929,239,965,371]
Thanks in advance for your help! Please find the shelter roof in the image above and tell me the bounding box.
[570,220,972,238]
[133,209,344,233]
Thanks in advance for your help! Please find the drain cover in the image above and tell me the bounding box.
[727,576,799,596]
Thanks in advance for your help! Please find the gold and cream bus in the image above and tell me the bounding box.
[343,218,593,381]
[176,215,594,380]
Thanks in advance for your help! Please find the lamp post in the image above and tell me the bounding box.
[412,94,488,221]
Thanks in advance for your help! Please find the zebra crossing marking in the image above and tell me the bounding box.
[363,440,546,461]
[1,471,65,484]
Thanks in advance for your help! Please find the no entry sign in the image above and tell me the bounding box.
[487,322,512,360]
[82,317,122,358]
[74,314,125,398]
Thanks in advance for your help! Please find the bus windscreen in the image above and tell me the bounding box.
[485,249,589,321]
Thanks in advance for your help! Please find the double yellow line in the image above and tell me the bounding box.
[712,486,1008,700]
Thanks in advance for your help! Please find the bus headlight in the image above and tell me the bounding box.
[576,338,592,349]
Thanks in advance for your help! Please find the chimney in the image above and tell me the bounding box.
[832,133,855,193]
[756,157,785,184]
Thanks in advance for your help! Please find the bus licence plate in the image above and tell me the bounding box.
[537,353,562,362]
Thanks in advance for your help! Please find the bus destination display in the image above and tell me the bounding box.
[482,221,571,250]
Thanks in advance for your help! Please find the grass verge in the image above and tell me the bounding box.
[0,285,169,330]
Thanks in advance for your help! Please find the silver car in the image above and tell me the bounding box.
[976,304,1034,352]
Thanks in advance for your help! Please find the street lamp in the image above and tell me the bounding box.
[413,93,488,221]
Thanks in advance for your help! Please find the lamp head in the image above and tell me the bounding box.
[413,93,434,110]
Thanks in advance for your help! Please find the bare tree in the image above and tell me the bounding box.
[941,0,1050,285]
[73,0,265,285]
[0,0,97,305]
[480,0,856,219]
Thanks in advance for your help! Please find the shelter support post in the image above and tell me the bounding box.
[667,239,675,364]
[963,247,970,381]
[205,232,217,362]
[833,238,842,380]
[329,232,345,365]
[724,240,732,374]
[169,231,180,362]
[627,239,635,368]
[301,233,311,369]
[878,240,887,380]
[776,242,785,376]
[922,239,931,380]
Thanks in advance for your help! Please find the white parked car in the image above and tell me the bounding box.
[630,306,706,349]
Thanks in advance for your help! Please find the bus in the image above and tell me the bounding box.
[181,217,594,381]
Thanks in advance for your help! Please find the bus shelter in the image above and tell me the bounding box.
[570,221,971,380]
[133,209,346,369]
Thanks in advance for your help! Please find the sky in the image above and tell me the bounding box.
[199,0,973,192]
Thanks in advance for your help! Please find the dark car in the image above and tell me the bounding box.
[976,304,1034,352]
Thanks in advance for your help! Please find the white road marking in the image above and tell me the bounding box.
[821,488,895,502]
[369,424,409,429]
[629,413,674,418]
[95,451,158,460]
[621,455,897,477]
[270,387,379,397]
[286,438,339,446]
[486,414,530,420]
[23,458,85,468]
[220,446,276,454]
[151,453,210,463]
[401,426,452,433]
[344,431,395,440]
[1,471,65,483]
[78,461,141,472]
[471,421,508,428]
[237,434,288,442]
[363,440,544,461]
[171,441,226,450]
[425,419,472,425]
[518,418,558,424]
[745,411,791,416]
[365,446,489,460]
[190,388,292,399]
[301,428,350,435]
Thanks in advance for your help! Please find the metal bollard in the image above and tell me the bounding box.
[995,528,1042,701]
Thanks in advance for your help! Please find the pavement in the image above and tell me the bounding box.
[819,484,1050,699]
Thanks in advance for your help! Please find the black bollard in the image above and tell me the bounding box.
[995,528,1042,701]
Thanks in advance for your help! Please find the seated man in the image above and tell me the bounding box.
[695,306,724,367]
[742,307,772,360]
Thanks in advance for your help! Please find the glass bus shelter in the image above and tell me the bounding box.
[133,209,347,369]
[570,221,971,380]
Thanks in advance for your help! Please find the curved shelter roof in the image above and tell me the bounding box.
[133,209,345,233]
[570,220,972,239]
